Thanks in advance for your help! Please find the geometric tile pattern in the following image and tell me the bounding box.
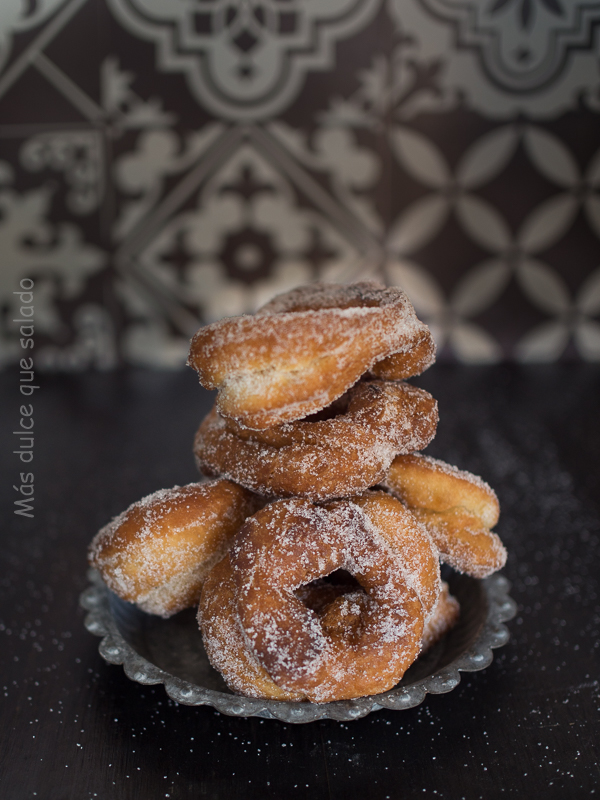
[0,0,599,368]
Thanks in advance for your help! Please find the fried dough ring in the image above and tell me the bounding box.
[258,282,436,384]
[88,480,262,617]
[187,282,435,430]
[226,492,440,702]
[199,565,457,702]
[382,453,507,579]
[193,380,438,500]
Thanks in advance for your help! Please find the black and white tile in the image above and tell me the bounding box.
[1,0,599,367]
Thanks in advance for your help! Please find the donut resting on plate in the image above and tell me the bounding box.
[88,480,262,617]
[200,492,441,702]
[382,453,507,579]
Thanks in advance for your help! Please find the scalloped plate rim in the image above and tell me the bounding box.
[80,569,516,723]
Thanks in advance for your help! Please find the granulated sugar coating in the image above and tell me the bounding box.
[187,282,436,429]
[385,453,499,526]
[193,381,438,500]
[88,480,262,617]
[202,493,443,703]
[382,452,506,578]
[186,282,506,703]
[420,582,461,652]
[198,555,307,702]
[86,281,507,706]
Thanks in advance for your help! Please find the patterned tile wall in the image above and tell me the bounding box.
[1,0,599,368]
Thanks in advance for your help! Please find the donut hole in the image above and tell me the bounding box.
[295,569,361,603]
[294,570,370,644]
[300,381,380,423]
[323,568,359,587]
[301,392,351,423]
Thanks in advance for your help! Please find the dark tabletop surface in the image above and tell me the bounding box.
[1,364,599,800]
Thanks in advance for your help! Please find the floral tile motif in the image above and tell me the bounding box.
[418,0,600,93]
[108,0,382,119]
[0,0,599,367]
[0,134,107,369]
[390,0,600,116]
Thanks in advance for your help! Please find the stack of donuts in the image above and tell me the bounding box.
[89,283,507,703]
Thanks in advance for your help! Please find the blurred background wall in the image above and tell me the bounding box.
[1,0,599,369]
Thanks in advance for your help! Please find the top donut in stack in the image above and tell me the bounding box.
[189,282,440,501]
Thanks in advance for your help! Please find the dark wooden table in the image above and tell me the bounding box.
[1,365,599,799]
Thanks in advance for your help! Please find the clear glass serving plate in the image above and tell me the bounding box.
[80,568,516,724]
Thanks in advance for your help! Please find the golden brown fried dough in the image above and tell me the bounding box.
[188,282,435,430]
[199,564,459,702]
[383,453,506,579]
[88,480,263,617]
[223,492,440,702]
[194,381,438,500]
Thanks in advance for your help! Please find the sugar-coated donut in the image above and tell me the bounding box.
[348,491,441,619]
[382,453,507,579]
[193,380,438,500]
[225,492,440,702]
[187,282,435,430]
[199,562,457,703]
[199,554,306,701]
[88,480,263,617]
[257,282,436,382]
[421,582,460,653]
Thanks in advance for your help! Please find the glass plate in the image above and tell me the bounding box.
[80,569,516,723]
